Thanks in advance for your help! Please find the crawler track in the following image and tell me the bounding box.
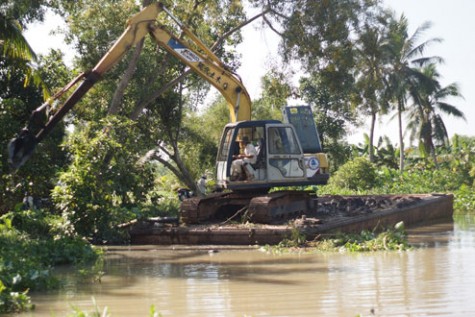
[180,191,317,224]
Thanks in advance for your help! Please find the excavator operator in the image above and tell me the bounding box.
[231,136,257,181]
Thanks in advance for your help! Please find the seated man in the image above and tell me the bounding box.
[231,136,257,180]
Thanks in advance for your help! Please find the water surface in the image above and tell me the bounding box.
[12,215,475,316]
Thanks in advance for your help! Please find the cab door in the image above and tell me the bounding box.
[265,124,306,181]
[216,126,236,187]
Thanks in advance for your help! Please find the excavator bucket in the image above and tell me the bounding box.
[8,129,38,169]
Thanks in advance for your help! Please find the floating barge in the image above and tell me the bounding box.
[128,194,454,245]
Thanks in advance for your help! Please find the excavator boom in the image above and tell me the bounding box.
[8,2,251,169]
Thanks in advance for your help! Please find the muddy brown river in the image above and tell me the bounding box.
[9,214,475,316]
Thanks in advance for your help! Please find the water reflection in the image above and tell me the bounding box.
[10,214,475,317]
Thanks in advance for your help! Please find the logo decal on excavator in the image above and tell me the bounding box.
[167,39,201,63]
[307,157,320,170]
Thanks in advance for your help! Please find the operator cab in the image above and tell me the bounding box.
[216,120,329,191]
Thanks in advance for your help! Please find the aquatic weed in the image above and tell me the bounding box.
[313,221,412,252]
[265,221,412,253]
[66,299,163,317]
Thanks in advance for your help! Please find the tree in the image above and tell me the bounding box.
[0,0,52,97]
[252,68,291,121]
[385,14,443,172]
[406,63,465,165]
[446,134,475,185]
[353,10,392,163]
[247,0,387,167]
[250,0,383,102]
[0,1,72,213]
[201,96,233,142]
[0,0,49,59]
[0,50,69,213]
[51,116,160,242]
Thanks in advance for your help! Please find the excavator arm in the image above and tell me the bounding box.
[8,2,251,169]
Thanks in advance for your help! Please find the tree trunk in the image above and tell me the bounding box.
[107,39,145,115]
[107,0,151,115]
[369,111,376,163]
[425,124,439,168]
[398,100,405,172]
[154,144,198,193]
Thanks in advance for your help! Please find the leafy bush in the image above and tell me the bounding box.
[52,117,160,243]
[328,157,377,191]
[454,184,475,213]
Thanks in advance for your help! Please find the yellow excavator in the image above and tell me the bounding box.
[8,2,329,224]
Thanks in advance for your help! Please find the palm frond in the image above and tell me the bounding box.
[435,101,466,120]
[0,15,37,61]
[434,83,463,99]
[432,114,449,145]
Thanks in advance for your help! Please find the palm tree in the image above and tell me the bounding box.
[385,14,443,172]
[0,9,48,97]
[0,12,35,58]
[354,14,391,163]
[406,63,465,166]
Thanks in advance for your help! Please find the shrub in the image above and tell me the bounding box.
[328,157,377,191]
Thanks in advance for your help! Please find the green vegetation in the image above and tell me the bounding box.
[277,226,308,249]
[327,157,377,191]
[312,222,411,252]
[264,221,410,254]
[320,140,475,215]
[66,300,162,317]
[0,207,101,313]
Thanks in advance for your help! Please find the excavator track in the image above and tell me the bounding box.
[180,191,317,224]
